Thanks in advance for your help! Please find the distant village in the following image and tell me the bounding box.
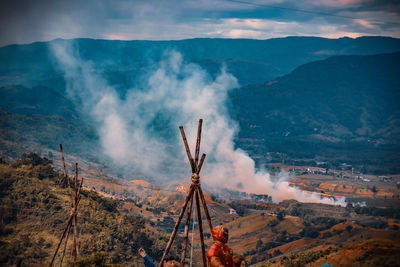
[267,161,396,184]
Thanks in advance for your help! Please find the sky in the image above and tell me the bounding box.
[0,0,399,47]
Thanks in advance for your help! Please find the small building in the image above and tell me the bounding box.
[379,176,392,182]
[229,208,237,215]
[306,167,327,174]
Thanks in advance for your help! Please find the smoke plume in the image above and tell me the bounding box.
[52,40,345,206]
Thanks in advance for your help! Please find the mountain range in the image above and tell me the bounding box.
[0,36,399,173]
[1,36,400,88]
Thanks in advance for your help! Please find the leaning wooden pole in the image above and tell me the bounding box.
[196,154,206,175]
[195,188,207,267]
[194,119,203,167]
[49,214,74,267]
[179,126,196,173]
[49,195,83,267]
[159,186,195,266]
[180,196,194,265]
[72,164,77,259]
[72,163,80,259]
[190,207,196,267]
[50,146,84,267]
[58,222,72,267]
[60,144,74,206]
[160,120,212,267]
[59,144,69,182]
[198,187,213,232]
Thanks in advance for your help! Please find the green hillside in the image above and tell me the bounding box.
[230,52,400,173]
[0,153,178,266]
[0,108,98,161]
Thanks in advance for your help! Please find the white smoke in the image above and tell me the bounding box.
[51,40,345,206]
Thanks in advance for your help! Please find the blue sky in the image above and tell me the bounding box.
[1,0,399,46]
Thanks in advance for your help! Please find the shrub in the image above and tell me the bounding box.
[273,249,282,257]
[277,211,285,221]
[66,252,120,267]
[301,227,319,238]
[256,239,263,249]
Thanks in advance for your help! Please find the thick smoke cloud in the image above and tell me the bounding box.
[52,40,345,206]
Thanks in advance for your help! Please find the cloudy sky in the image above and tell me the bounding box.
[1,0,399,47]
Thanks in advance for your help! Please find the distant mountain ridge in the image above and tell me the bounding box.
[1,36,400,88]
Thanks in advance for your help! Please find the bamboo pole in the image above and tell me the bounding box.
[195,188,207,267]
[49,214,74,267]
[72,164,78,260]
[194,119,203,167]
[158,186,195,267]
[179,126,196,173]
[72,216,78,259]
[196,154,206,175]
[198,187,213,232]
[59,144,74,207]
[74,163,78,198]
[161,121,212,267]
[76,178,84,199]
[59,144,68,180]
[58,222,72,267]
[49,153,84,267]
[190,206,196,267]
[180,196,194,266]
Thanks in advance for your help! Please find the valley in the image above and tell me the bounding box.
[44,153,400,266]
[1,36,400,266]
[2,153,400,266]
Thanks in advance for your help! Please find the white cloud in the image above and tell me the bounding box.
[226,29,264,38]
[354,19,377,29]
[198,17,384,39]
[97,14,400,42]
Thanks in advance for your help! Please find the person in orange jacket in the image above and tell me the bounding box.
[207,225,233,267]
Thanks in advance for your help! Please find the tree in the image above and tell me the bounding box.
[301,226,319,238]
[273,249,282,257]
[346,203,353,211]
[277,211,285,221]
[256,239,263,249]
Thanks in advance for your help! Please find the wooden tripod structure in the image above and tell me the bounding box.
[49,144,84,267]
[159,119,213,267]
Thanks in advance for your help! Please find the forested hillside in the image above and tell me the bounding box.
[0,153,178,266]
[230,52,400,173]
